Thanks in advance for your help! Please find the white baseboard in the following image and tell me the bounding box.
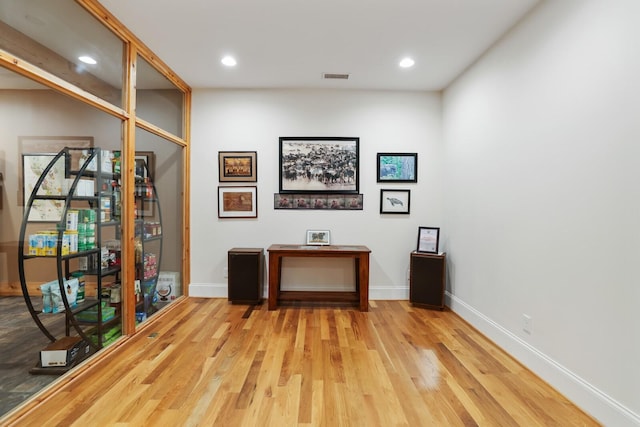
[188,282,227,298]
[445,292,640,427]
[188,283,409,300]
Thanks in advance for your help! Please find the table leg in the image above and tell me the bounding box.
[359,254,369,311]
[268,254,280,310]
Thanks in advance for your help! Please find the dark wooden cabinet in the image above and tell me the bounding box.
[409,251,446,310]
[228,248,264,305]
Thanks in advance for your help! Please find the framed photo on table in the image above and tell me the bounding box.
[377,152,417,183]
[379,189,410,214]
[416,226,440,254]
[219,151,257,182]
[218,186,258,218]
[306,230,331,246]
[279,137,359,193]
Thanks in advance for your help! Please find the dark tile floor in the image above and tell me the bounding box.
[0,296,65,417]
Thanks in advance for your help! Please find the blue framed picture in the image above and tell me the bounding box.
[376,152,417,183]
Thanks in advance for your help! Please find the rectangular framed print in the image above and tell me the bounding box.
[379,189,410,214]
[218,186,258,218]
[279,137,359,193]
[306,230,331,245]
[219,151,257,182]
[377,152,417,183]
[417,226,440,254]
[22,153,66,222]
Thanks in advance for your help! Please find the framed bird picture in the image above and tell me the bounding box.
[379,189,410,214]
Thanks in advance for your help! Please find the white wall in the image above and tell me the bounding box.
[190,89,442,298]
[442,1,640,425]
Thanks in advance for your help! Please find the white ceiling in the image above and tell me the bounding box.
[99,0,539,91]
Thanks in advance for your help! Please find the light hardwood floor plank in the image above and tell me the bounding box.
[4,299,600,427]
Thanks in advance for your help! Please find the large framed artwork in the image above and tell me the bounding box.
[218,151,257,182]
[279,137,359,194]
[376,152,417,183]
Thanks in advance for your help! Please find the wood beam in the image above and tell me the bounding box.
[0,20,121,105]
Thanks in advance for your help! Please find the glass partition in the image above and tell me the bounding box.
[0,0,124,107]
[136,56,184,138]
[134,127,184,323]
[0,66,124,415]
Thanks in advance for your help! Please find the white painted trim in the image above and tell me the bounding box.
[445,292,640,427]
[188,283,226,298]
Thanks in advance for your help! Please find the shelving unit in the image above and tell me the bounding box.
[17,147,163,373]
[133,164,163,319]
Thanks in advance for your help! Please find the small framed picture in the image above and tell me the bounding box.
[377,153,417,183]
[306,230,331,245]
[380,189,410,214]
[218,186,257,218]
[219,151,257,182]
[135,151,156,181]
[417,226,440,254]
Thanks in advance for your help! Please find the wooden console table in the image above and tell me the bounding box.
[267,244,371,311]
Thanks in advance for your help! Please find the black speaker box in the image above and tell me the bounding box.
[409,252,446,310]
[228,248,264,304]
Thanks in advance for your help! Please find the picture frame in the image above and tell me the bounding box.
[18,136,93,205]
[306,230,331,246]
[279,137,359,194]
[273,193,363,210]
[380,189,410,214]
[135,151,156,181]
[417,226,440,254]
[218,151,257,182]
[22,153,67,222]
[377,152,417,183]
[218,186,258,218]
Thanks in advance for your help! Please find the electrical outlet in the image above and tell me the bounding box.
[522,314,533,334]
[223,267,228,278]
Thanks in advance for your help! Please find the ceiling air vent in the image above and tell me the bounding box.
[322,73,350,80]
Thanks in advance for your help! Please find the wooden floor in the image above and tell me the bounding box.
[5,298,599,426]
[0,297,63,417]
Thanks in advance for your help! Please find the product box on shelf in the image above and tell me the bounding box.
[76,305,116,323]
[40,336,90,367]
[157,271,181,301]
[63,179,94,197]
[79,149,112,173]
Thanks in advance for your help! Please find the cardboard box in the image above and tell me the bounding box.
[40,336,90,367]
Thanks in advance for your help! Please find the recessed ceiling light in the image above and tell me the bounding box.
[399,57,415,68]
[78,56,97,65]
[221,56,237,67]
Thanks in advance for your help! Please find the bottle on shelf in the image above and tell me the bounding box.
[111,180,121,220]
[145,177,153,199]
